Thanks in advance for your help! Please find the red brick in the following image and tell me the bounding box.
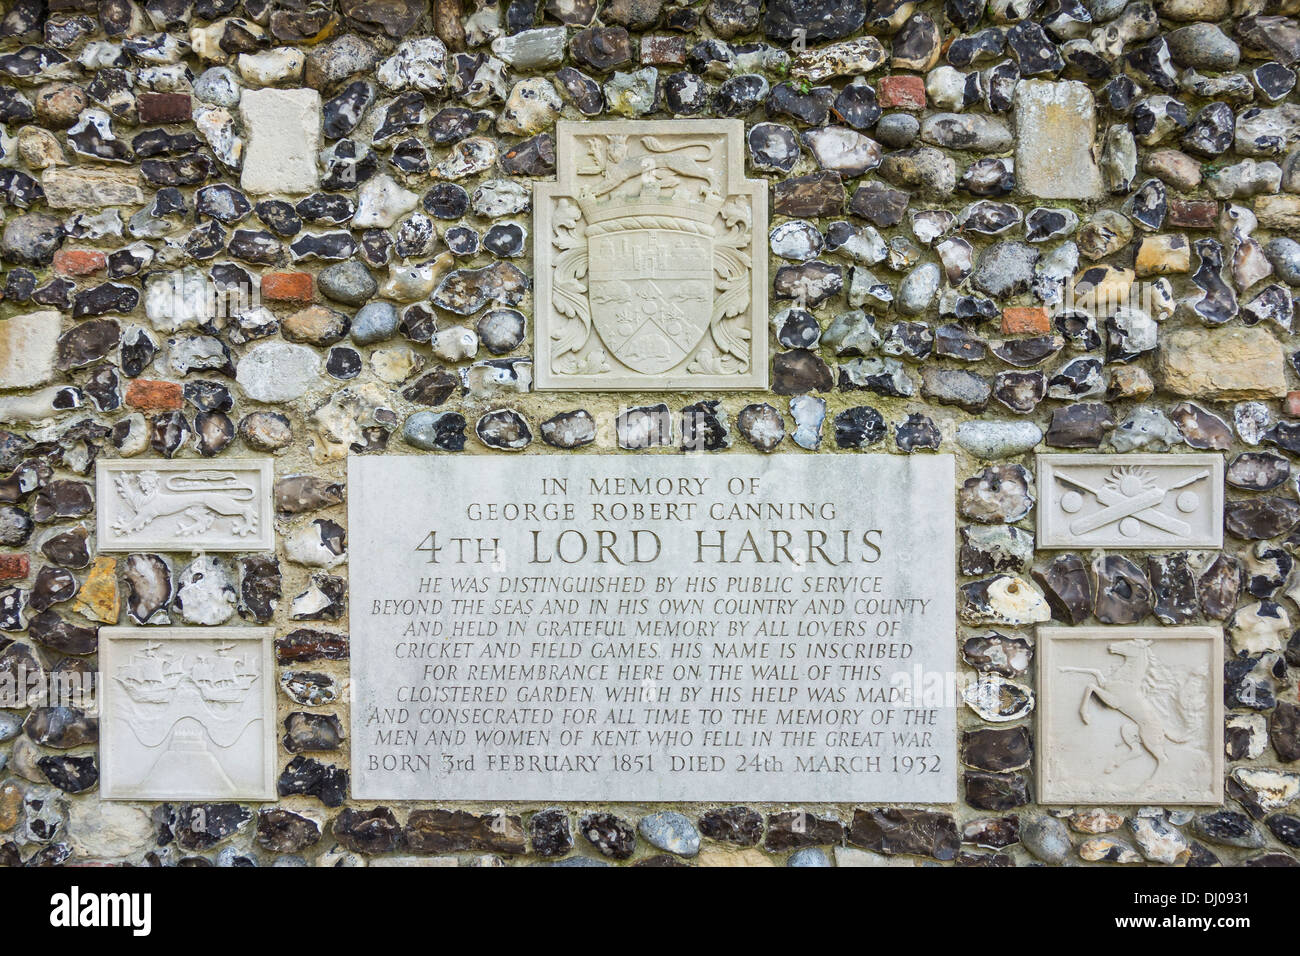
[0,555,28,581]
[1001,306,1051,335]
[640,35,687,66]
[261,271,314,304]
[136,91,192,124]
[1288,392,1300,418]
[53,249,107,277]
[878,75,925,110]
[125,379,183,412]
[1168,198,1218,229]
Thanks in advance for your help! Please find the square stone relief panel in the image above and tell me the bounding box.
[1037,454,1224,550]
[99,627,276,801]
[1037,626,1223,806]
[96,459,275,553]
[534,119,769,391]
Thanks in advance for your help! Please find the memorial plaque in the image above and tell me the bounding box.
[1037,454,1223,550]
[349,454,956,802]
[533,119,768,391]
[96,459,275,552]
[99,627,276,800]
[1037,626,1223,805]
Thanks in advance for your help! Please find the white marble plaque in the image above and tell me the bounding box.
[1037,626,1223,805]
[349,454,956,802]
[534,119,768,391]
[99,627,276,800]
[96,459,274,552]
[1037,454,1223,549]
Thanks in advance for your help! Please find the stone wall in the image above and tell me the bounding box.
[0,0,1297,867]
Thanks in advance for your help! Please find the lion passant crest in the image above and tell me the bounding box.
[535,120,767,390]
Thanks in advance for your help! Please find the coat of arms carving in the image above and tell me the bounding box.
[535,120,768,390]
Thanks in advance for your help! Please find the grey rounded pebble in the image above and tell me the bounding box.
[1022,815,1073,864]
[318,260,378,306]
[875,113,920,148]
[956,420,1043,458]
[787,846,831,867]
[193,67,241,106]
[637,811,701,857]
[477,308,527,354]
[351,301,400,345]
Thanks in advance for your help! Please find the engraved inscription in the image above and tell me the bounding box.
[100,627,276,800]
[1037,454,1223,549]
[1037,627,1223,805]
[536,120,768,390]
[97,459,274,552]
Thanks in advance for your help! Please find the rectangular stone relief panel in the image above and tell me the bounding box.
[96,459,274,552]
[1037,626,1223,805]
[99,627,276,801]
[534,119,768,391]
[1037,454,1223,549]
[348,454,956,802]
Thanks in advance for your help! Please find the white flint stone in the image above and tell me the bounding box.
[237,47,306,85]
[236,341,323,402]
[377,38,448,93]
[353,174,420,229]
[145,267,212,331]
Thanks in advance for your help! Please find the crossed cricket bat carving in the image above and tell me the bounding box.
[1056,470,1209,537]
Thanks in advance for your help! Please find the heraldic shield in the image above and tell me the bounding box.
[535,120,768,390]
[584,208,716,375]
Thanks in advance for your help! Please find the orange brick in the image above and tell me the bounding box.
[1001,306,1051,334]
[1288,392,1300,417]
[878,75,925,110]
[0,554,28,581]
[125,379,183,412]
[53,249,107,276]
[261,272,314,303]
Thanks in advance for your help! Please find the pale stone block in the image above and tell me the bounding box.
[99,627,276,800]
[1155,326,1288,399]
[534,119,768,390]
[239,87,322,195]
[1014,80,1105,200]
[0,310,61,389]
[1037,626,1223,805]
[41,167,145,208]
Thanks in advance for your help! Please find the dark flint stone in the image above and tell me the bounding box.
[32,278,73,310]
[195,411,235,457]
[963,158,1016,196]
[184,380,233,414]
[41,526,91,569]
[131,131,205,159]
[848,808,958,860]
[1034,553,1092,625]
[571,27,631,72]
[768,83,834,127]
[579,811,636,858]
[1045,403,1113,448]
[1183,102,1235,158]
[408,809,527,855]
[239,555,280,623]
[962,726,1031,773]
[554,66,603,115]
[1235,15,1299,66]
[1091,554,1153,625]
[1147,553,1198,625]
[764,0,863,41]
[934,324,987,362]
[993,335,1062,368]
[1226,497,1300,540]
[275,629,348,664]
[196,184,251,224]
[541,410,597,450]
[985,60,1020,112]
[663,72,707,115]
[141,154,214,186]
[773,172,843,218]
[529,808,573,857]
[1271,702,1300,761]
[958,463,1033,524]
[500,134,555,176]
[716,74,769,116]
[290,232,357,262]
[1224,654,1279,711]
[37,755,97,794]
[0,587,19,630]
[150,411,190,458]
[1007,21,1064,75]
[949,28,1005,69]
[297,193,355,226]
[1228,452,1290,491]
[185,221,226,260]
[1268,816,1300,848]
[283,712,344,753]
[961,201,1021,234]
[257,809,321,854]
[30,566,77,612]
[834,406,885,448]
[832,79,880,130]
[325,346,363,381]
[277,756,347,807]
[698,806,763,846]
[28,609,96,654]
[680,401,728,452]
[962,633,1033,677]
[476,409,532,450]
[1254,62,1295,100]
[120,328,158,379]
[483,222,525,258]
[1125,37,1179,91]
[965,772,1030,811]
[400,368,458,407]
[31,479,92,522]
[23,706,96,748]
[1171,403,1232,450]
[4,268,35,300]
[773,261,842,306]
[1266,422,1300,456]
[335,807,405,854]
[960,526,1031,575]
[56,319,119,371]
[507,0,539,32]
[445,226,479,257]
[849,183,909,228]
[1048,358,1101,399]
[764,810,844,850]
[1128,178,1166,231]
[1198,554,1241,620]
[895,413,942,452]
[993,370,1045,413]
[323,81,373,140]
[150,188,187,219]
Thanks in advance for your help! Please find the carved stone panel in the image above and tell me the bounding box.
[534,119,768,390]
[1037,454,1223,549]
[99,627,276,800]
[1037,626,1223,805]
[96,459,274,552]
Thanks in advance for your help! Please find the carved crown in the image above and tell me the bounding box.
[576,192,722,228]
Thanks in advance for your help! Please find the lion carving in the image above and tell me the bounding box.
[112,471,258,538]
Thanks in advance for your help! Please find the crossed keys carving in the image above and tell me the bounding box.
[1055,465,1209,539]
